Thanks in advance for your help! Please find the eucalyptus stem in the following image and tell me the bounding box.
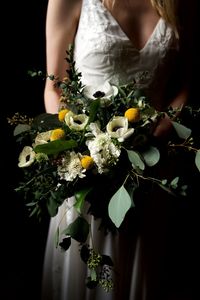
[169,143,198,152]
[16,165,56,190]
[131,169,163,185]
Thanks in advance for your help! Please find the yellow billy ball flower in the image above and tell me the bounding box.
[58,109,70,122]
[124,108,140,123]
[50,128,65,141]
[81,155,94,170]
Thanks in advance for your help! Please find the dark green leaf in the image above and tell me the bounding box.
[80,245,90,263]
[74,187,93,214]
[62,216,89,243]
[47,196,59,217]
[32,113,62,130]
[59,237,71,251]
[86,278,99,289]
[34,139,78,155]
[88,99,101,124]
[101,255,114,266]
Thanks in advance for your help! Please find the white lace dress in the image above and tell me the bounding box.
[42,0,179,299]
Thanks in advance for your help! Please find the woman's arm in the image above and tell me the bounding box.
[154,0,197,139]
[44,0,81,113]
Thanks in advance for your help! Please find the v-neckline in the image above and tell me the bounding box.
[98,0,162,53]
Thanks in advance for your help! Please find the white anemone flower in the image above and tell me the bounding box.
[34,130,52,146]
[106,116,134,142]
[65,111,89,131]
[83,81,118,106]
[57,151,86,181]
[18,146,36,168]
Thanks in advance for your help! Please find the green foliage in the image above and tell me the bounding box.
[108,185,132,228]
[10,45,200,292]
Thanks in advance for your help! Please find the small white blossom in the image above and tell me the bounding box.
[86,133,121,173]
[57,151,86,182]
[65,111,89,131]
[18,146,36,167]
[106,116,134,142]
[86,122,102,137]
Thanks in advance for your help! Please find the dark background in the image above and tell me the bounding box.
[1,1,49,299]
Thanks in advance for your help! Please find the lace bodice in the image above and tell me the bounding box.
[74,0,179,101]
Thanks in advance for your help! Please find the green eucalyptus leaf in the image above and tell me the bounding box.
[127,150,145,170]
[170,177,179,189]
[62,216,89,243]
[74,187,93,214]
[108,185,132,228]
[13,124,31,136]
[90,269,97,281]
[161,179,168,185]
[172,121,192,139]
[34,139,77,155]
[141,146,160,167]
[195,150,200,172]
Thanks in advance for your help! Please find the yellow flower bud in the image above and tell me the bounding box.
[124,108,140,123]
[81,155,94,170]
[58,109,70,122]
[50,128,65,141]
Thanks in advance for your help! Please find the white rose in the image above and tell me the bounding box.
[106,116,134,142]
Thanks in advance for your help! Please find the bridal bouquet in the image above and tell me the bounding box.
[9,46,200,291]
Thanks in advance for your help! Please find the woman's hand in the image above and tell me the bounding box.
[153,113,173,141]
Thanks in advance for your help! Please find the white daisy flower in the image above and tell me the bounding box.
[57,151,86,182]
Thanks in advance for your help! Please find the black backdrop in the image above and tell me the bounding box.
[1,1,49,299]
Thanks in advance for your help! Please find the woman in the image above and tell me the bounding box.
[42,0,196,299]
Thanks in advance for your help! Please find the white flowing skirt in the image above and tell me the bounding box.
[41,197,144,300]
